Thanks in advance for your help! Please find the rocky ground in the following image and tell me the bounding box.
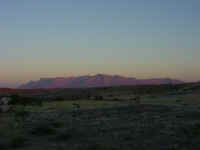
[2,104,200,150]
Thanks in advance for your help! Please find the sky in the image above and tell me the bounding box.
[0,0,200,87]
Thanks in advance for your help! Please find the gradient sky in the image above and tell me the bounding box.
[0,0,200,87]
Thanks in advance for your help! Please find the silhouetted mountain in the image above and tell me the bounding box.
[18,74,184,89]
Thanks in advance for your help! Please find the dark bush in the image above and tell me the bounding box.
[86,144,117,150]
[94,96,103,100]
[10,95,43,107]
[51,121,64,128]
[10,136,27,148]
[0,142,7,149]
[55,131,73,141]
[31,122,57,136]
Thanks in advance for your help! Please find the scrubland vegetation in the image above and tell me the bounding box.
[1,83,200,150]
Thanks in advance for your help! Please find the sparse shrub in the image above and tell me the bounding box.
[72,103,80,109]
[12,105,30,130]
[14,108,29,120]
[55,128,83,142]
[51,121,64,128]
[31,122,57,136]
[10,135,27,148]
[108,94,113,97]
[72,103,81,118]
[130,96,141,104]
[176,99,182,103]
[54,97,65,101]
[55,131,73,141]
[149,95,157,98]
[10,96,43,107]
[0,142,7,149]
[71,96,79,100]
[179,123,200,138]
[94,96,103,100]
[10,94,20,104]
[182,103,189,106]
[123,135,132,141]
[113,98,119,101]
[85,144,117,150]
[87,93,91,99]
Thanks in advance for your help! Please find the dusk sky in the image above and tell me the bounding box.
[0,0,200,87]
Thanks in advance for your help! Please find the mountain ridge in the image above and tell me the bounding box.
[18,74,184,89]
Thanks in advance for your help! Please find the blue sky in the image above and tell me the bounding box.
[0,0,200,87]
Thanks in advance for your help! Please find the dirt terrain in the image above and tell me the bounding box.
[1,104,200,150]
[1,83,200,150]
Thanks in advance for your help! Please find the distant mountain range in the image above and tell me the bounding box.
[18,74,184,89]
